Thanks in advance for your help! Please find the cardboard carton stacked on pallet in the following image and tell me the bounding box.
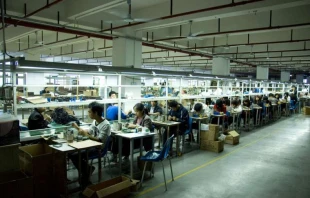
[200,124,224,153]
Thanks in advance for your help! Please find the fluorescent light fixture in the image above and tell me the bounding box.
[121,72,149,75]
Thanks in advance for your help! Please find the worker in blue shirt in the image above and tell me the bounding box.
[106,104,132,121]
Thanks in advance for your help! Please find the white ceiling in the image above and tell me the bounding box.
[1,0,310,76]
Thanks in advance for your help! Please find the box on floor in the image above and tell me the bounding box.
[225,130,240,145]
[201,140,224,153]
[0,170,33,198]
[19,143,66,198]
[83,176,135,198]
[303,106,310,115]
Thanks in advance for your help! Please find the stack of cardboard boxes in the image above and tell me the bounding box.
[200,124,224,153]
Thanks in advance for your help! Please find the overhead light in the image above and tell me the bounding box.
[152,71,156,76]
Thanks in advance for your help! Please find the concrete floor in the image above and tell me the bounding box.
[70,114,310,198]
[134,114,310,198]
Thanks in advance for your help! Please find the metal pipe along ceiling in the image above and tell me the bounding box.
[3,16,256,68]
[101,0,264,31]
[0,0,64,30]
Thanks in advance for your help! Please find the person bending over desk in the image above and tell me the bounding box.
[70,102,111,189]
[163,100,189,156]
[28,107,51,130]
[112,103,153,165]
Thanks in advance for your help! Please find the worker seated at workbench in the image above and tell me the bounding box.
[106,103,132,121]
[70,102,111,189]
[111,103,153,167]
[28,107,51,130]
[163,100,189,156]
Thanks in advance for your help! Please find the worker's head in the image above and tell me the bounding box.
[269,93,274,98]
[231,100,239,108]
[133,103,146,118]
[255,95,261,101]
[216,99,223,108]
[109,91,117,99]
[194,103,203,113]
[88,102,103,119]
[151,101,158,107]
[243,99,250,106]
[168,100,179,111]
[284,92,289,98]
[37,107,46,113]
[44,87,48,91]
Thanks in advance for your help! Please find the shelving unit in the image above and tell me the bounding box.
[8,66,306,124]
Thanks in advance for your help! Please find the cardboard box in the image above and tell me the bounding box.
[208,130,218,141]
[225,131,240,145]
[0,115,20,146]
[16,92,24,97]
[19,143,66,197]
[19,143,54,176]
[130,179,141,192]
[304,106,310,115]
[201,140,224,153]
[0,144,20,173]
[26,96,47,104]
[83,176,132,198]
[42,93,52,98]
[0,171,33,198]
[208,124,219,133]
[200,130,209,141]
[84,90,99,97]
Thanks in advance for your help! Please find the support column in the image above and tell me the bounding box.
[112,33,142,68]
[256,66,269,80]
[281,71,290,82]
[112,32,143,113]
[296,74,304,84]
[212,57,230,76]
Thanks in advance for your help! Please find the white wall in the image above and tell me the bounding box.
[25,73,45,94]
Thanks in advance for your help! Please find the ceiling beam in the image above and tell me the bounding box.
[153,22,310,42]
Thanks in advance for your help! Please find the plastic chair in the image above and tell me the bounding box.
[88,136,112,180]
[182,117,193,153]
[140,135,175,191]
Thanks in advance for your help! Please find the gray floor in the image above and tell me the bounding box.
[71,114,310,198]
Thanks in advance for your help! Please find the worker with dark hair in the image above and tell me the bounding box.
[28,107,51,130]
[70,102,111,189]
[148,101,163,116]
[40,87,50,95]
[162,100,189,155]
[112,103,153,166]
[107,91,118,108]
